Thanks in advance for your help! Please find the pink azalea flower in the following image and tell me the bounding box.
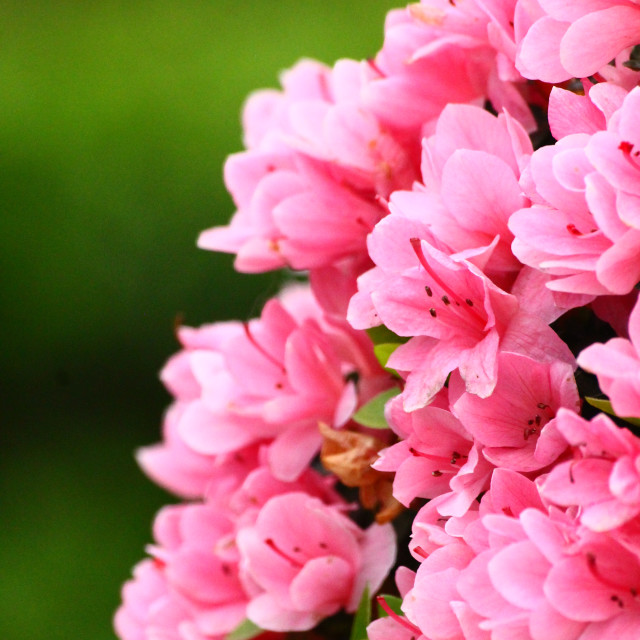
[117,7,640,640]
[578,297,640,419]
[116,459,342,640]
[149,286,393,482]
[584,87,640,294]
[401,467,640,639]
[236,492,396,632]
[145,504,250,638]
[136,403,262,501]
[546,81,626,141]
[516,0,640,82]
[374,394,493,517]
[388,103,532,289]
[450,352,580,472]
[115,559,285,640]
[115,559,194,640]
[364,0,536,137]
[542,409,640,532]
[229,461,343,529]
[510,85,640,300]
[349,218,573,409]
[198,58,417,274]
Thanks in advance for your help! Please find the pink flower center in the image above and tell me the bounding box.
[409,447,468,477]
[523,402,553,441]
[409,238,487,332]
[264,538,305,568]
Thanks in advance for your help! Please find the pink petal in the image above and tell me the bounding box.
[488,540,548,609]
[267,426,323,482]
[289,556,352,614]
[596,229,640,294]
[544,555,628,622]
[561,7,640,78]
[349,522,397,610]
[528,599,586,640]
[516,16,569,82]
[441,150,522,236]
[548,87,606,139]
[618,88,640,151]
[246,593,320,632]
[178,402,255,455]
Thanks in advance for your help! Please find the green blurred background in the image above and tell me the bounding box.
[0,2,393,638]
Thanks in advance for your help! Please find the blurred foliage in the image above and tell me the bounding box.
[0,2,393,639]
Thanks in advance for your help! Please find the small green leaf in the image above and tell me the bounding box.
[374,342,402,370]
[353,388,400,429]
[367,325,404,345]
[585,396,615,415]
[585,396,640,427]
[376,594,404,618]
[349,585,371,640]
[225,619,262,640]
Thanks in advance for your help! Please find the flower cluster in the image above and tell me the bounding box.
[116,2,640,639]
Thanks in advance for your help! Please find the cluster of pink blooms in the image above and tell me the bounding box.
[116,2,640,639]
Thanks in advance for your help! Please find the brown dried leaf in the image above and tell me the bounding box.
[319,423,404,523]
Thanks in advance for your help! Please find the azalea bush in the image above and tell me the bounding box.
[115,2,640,639]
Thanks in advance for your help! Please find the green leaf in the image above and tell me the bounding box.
[353,388,400,429]
[225,619,262,640]
[585,396,640,427]
[349,585,371,640]
[585,396,615,415]
[376,594,404,618]
[374,342,402,369]
[367,325,404,345]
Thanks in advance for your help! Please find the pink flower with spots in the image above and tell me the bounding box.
[116,6,640,640]
[374,393,493,517]
[236,492,396,632]
[450,351,580,472]
[348,217,573,409]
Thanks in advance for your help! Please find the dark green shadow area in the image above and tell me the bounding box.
[0,1,393,638]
